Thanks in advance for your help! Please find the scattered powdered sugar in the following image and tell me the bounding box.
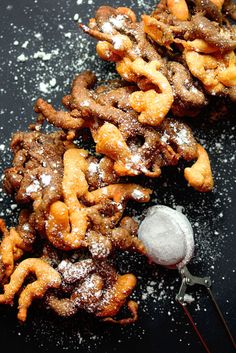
[1,4,114,111]
[80,100,91,107]
[34,32,43,40]
[39,82,51,93]
[160,132,169,143]
[58,259,95,283]
[73,13,79,21]
[141,283,155,300]
[132,189,145,200]
[40,174,52,186]
[109,14,126,29]
[131,154,141,163]
[22,40,29,48]
[22,223,30,231]
[161,126,191,145]
[88,162,98,174]
[64,32,72,38]
[17,53,28,62]
[170,122,191,145]
[49,78,57,87]
[33,51,53,61]
[25,179,41,194]
[90,242,106,258]
[39,78,57,93]
[101,22,114,34]
[174,128,190,145]
[183,294,195,304]
[112,35,123,50]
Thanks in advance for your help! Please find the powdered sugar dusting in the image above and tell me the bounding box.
[132,189,145,200]
[40,174,52,186]
[25,179,41,194]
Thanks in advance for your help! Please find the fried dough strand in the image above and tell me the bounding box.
[0,258,61,321]
[46,148,89,250]
[117,58,173,125]
[3,131,68,234]
[36,71,204,189]
[84,3,236,109]
[0,211,35,282]
[46,146,151,250]
[47,259,138,324]
[184,144,214,192]
[166,0,189,20]
[184,50,236,95]
[96,273,137,319]
[82,6,174,125]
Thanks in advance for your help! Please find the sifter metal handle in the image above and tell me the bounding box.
[176,266,236,352]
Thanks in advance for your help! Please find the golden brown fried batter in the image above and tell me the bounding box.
[35,98,86,132]
[84,3,236,111]
[0,211,35,281]
[82,7,174,125]
[1,129,152,322]
[46,147,151,250]
[0,258,61,321]
[103,300,138,324]
[96,273,137,319]
[47,259,138,324]
[184,50,236,95]
[35,72,204,190]
[46,148,89,250]
[3,131,68,234]
[184,144,214,192]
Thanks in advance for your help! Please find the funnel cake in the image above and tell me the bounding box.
[0,128,152,322]
[46,146,151,250]
[47,259,138,324]
[83,3,236,113]
[35,72,213,191]
[1,0,226,326]
[148,2,236,99]
[82,6,174,124]
[82,5,208,116]
[3,131,68,234]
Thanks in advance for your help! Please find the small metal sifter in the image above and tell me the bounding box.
[138,205,236,353]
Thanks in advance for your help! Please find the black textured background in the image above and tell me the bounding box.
[0,1,235,353]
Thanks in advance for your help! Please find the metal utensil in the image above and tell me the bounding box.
[138,205,236,352]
